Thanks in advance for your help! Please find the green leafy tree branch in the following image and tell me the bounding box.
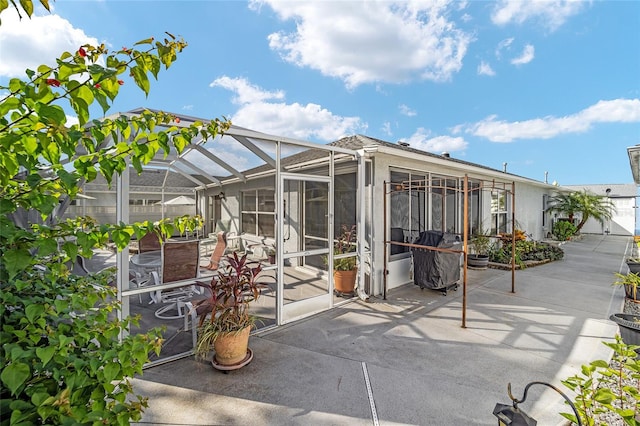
[0,3,231,424]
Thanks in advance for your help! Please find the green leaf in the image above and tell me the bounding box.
[19,0,34,17]
[103,362,120,382]
[36,346,56,366]
[111,229,132,250]
[37,103,66,126]
[130,65,150,96]
[2,248,32,279]
[594,387,614,404]
[1,362,30,395]
[26,304,45,323]
[0,96,21,117]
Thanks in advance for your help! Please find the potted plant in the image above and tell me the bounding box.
[627,257,640,274]
[192,252,269,370]
[613,272,640,316]
[609,313,640,348]
[332,224,357,295]
[266,245,276,264]
[468,229,491,269]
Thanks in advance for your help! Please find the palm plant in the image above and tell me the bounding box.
[546,190,615,233]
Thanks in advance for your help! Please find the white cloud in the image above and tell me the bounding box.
[399,128,468,153]
[66,115,79,127]
[467,99,640,142]
[382,121,392,136]
[210,76,285,105]
[495,37,514,59]
[399,104,417,117]
[211,75,366,142]
[252,1,473,89]
[511,44,535,65]
[477,61,496,76]
[184,143,253,177]
[0,9,99,77]
[491,0,587,31]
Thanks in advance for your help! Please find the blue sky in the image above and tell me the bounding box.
[1,1,639,185]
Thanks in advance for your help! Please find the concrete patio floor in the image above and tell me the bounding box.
[132,234,633,425]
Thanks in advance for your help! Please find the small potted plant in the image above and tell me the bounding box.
[192,252,269,370]
[626,257,640,274]
[614,272,640,302]
[332,224,357,295]
[266,245,276,264]
[468,229,491,269]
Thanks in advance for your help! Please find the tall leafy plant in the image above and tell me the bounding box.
[0,4,230,424]
[333,224,357,271]
[546,190,615,234]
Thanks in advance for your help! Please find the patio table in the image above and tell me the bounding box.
[131,250,161,270]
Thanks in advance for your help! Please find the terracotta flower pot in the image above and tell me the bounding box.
[213,325,251,366]
[334,269,357,293]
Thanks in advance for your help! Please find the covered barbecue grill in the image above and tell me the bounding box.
[412,230,461,295]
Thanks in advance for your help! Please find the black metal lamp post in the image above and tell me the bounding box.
[493,381,582,426]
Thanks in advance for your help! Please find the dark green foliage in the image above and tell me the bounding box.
[553,220,577,241]
[0,13,231,424]
[0,267,163,425]
[489,240,564,265]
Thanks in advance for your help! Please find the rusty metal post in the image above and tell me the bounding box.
[511,181,516,293]
[462,175,468,328]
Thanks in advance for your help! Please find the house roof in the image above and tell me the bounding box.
[336,134,559,188]
[84,168,199,193]
[564,183,638,198]
[628,145,640,185]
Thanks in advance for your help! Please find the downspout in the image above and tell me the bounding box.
[357,150,368,301]
[383,180,388,300]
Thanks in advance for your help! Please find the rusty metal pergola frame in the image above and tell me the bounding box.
[382,174,517,328]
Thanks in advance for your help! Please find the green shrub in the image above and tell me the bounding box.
[489,240,564,265]
[553,221,577,241]
[0,8,230,423]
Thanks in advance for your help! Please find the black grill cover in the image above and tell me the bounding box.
[412,230,461,290]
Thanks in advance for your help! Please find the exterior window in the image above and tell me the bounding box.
[389,171,425,255]
[241,189,275,237]
[491,191,509,235]
[431,176,459,234]
[334,173,357,238]
[467,181,481,234]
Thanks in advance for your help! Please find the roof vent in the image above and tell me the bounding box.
[441,152,450,158]
[397,141,410,147]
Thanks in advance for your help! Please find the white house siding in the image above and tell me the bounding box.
[564,184,637,236]
[514,184,551,241]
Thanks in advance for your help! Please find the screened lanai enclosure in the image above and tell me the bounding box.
[86,109,371,366]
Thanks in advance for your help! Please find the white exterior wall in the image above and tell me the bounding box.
[514,184,550,241]
[579,197,635,235]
